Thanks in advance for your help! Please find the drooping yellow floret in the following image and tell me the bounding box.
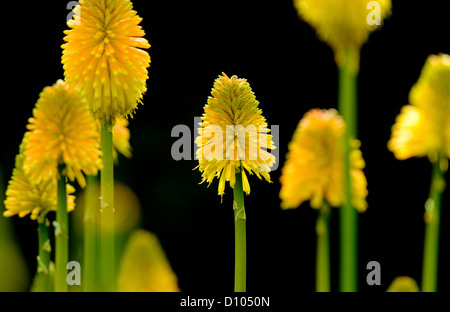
[113,117,133,160]
[195,73,276,197]
[280,109,368,212]
[388,54,450,163]
[23,80,102,188]
[62,0,151,122]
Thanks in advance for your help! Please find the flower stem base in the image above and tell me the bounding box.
[234,171,246,292]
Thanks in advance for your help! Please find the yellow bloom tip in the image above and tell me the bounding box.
[386,276,419,292]
[3,210,14,218]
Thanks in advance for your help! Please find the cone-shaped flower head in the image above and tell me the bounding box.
[294,0,391,69]
[23,80,102,188]
[117,230,180,292]
[195,73,276,197]
[280,109,368,211]
[4,137,75,221]
[62,0,151,122]
[388,54,450,165]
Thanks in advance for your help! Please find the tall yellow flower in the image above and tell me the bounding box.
[280,109,368,211]
[195,73,276,197]
[388,54,450,163]
[23,80,102,188]
[294,0,392,69]
[62,0,151,122]
[4,138,75,221]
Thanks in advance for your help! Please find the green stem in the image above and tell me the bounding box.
[55,166,68,292]
[83,174,98,292]
[421,158,446,292]
[233,171,246,292]
[316,204,331,292]
[101,121,115,292]
[338,48,359,292]
[37,221,51,292]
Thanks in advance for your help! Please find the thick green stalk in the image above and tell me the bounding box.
[338,48,359,292]
[37,221,51,292]
[55,167,68,292]
[421,158,446,292]
[233,172,246,292]
[84,175,98,292]
[101,121,115,292]
[316,204,331,292]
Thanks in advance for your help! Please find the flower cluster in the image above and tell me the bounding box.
[294,0,391,68]
[3,138,75,221]
[62,0,151,122]
[24,80,102,188]
[280,109,368,211]
[389,54,450,164]
[195,73,276,197]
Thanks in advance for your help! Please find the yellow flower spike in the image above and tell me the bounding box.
[23,80,102,188]
[279,109,368,212]
[4,138,75,221]
[294,0,392,70]
[62,0,151,122]
[389,54,450,161]
[195,73,276,198]
[117,230,180,292]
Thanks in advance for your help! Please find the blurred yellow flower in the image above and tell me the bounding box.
[280,109,368,211]
[117,230,180,292]
[294,0,391,69]
[4,138,75,221]
[62,0,151,122]
[23,80,102,188]
[195,73,276,197]
[388,54,450,163]
[387,276,419,292]
[113,117,132,160]
[73,181,140,233]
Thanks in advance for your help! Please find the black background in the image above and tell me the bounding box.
[1,0,450,292]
